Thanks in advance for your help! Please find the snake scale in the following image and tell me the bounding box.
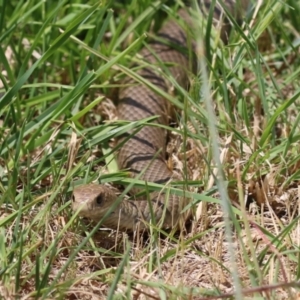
[72,1,248,230]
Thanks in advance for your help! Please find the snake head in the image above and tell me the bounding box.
[72,184,118,221]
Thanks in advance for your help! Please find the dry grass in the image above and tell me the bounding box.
[1,0,300,299]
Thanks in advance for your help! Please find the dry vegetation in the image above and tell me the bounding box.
[1,0,300,299]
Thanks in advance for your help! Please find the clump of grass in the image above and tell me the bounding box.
[1,0,300,299]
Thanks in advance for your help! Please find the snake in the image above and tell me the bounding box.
[72,1,248,231]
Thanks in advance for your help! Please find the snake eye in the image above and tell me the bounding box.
[95,194,103,205]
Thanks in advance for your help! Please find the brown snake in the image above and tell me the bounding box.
[72,1,248,231]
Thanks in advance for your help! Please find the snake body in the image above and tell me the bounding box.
[72,1,247,230]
